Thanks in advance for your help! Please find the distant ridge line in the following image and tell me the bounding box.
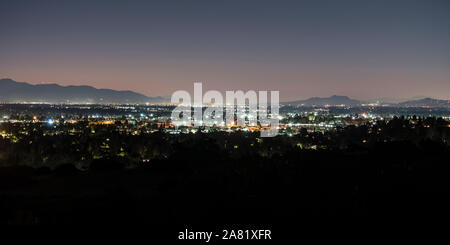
[0,78,169,104]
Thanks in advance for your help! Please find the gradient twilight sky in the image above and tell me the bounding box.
[1,0,449,101]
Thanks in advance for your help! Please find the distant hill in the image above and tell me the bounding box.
[397,98,450,108]
[284,95,450,108]
[283,95,361,106]
[0,78,167,104]
[366,96,428,104]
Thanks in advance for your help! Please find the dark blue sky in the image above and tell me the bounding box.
[1,0,449,100]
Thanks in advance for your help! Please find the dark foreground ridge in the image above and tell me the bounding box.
[0,117,449,225]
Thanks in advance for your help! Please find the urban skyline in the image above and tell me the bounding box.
[1,0,449,235]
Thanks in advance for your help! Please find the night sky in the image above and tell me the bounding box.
[1,0,449,101]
